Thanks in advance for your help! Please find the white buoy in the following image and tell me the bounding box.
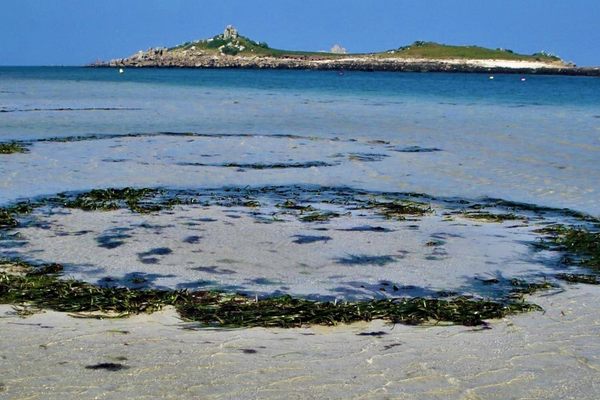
[521,77,526,82]
[119,68,124,74]
[489,76,494,80]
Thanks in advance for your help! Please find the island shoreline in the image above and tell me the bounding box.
[89,62,600,77]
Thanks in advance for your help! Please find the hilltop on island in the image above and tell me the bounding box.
[94,25,599,76]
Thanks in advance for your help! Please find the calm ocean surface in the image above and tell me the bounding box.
[1,67,599,214]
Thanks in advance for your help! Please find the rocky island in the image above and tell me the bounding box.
[93,25,599,76]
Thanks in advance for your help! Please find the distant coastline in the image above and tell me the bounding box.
[91,25,599,76]
[92,56,600,76]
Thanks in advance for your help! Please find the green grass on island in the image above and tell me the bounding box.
[377,41,561,61]
[168,27,562,63]
[171,33,343,58]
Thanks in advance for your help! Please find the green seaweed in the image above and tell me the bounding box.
[369,200,432,220]
[299,211,341,222]
[177,293,540,328]
[5,203,34,214]
[0,267,182,315]
[462,212,524,223]
[537,226,600,270]
[509,279,557,297]
[0,202,34,229]
[62,188,161,213]
[27,263,64,276]
[276,199,315,212]
[0,260,542,327]
[555,229,600,268]
[556,273,600,285]
[243,200,261,208]
[0,142,28,154]
[0,210,18,229]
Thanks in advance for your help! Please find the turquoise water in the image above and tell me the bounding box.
[2,67,600,106]
[1,67,599,214]
[2,67,599,140]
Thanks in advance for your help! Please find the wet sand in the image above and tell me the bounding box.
[1,284,599,399]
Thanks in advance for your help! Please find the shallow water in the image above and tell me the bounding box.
[2,196,560,299]
[1,68,599,214]
[1,67,599,299]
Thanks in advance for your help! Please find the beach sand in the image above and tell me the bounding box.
[1,284,599,399]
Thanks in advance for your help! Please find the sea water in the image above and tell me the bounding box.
[1,67,599,213]
[1,67,599,298]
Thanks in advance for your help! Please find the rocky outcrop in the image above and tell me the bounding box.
[223,25,238,40]
[330,44,347,54]
[92,52,600,76]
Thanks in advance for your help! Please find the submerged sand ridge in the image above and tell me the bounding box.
[2,132,599,215]
[1,185,595,301]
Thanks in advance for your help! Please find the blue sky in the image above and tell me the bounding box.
[2,0,599,66]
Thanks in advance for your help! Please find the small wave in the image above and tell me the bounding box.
[0,107,142,113]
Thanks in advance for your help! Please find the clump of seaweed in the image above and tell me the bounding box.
[0,210,18,229]
[509,279,557,297]
[556,273,600,285]
[0,267,182,315]
[180,161,336,169]
[243,199,261,208]
[335,254,397,266]
[0,202,34,229]
[299,211,341,222]
[176,294,540,328]
[276,199,315,212]
[27,263,64,276]
[6,203,34,214]
[62,188,161,213]
[369,200,432,220]
[537,225,600,270]
[555,228,600,268]
[0,142,28,154]
[0,259,542,327]
[462,212,524,223]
